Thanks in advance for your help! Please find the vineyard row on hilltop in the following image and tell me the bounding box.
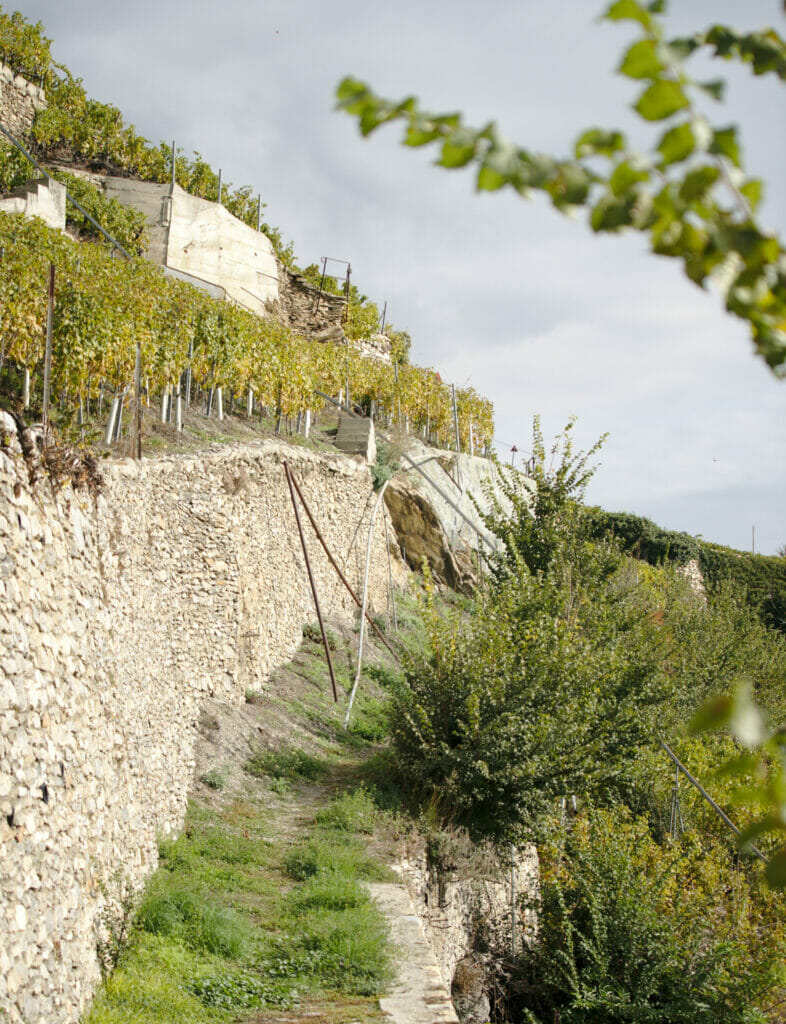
[0,211,495,447]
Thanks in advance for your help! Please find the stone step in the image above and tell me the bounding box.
[334,416,376,464]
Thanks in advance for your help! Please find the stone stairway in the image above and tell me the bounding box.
[368,882,460,1024]
[334,415,376,464]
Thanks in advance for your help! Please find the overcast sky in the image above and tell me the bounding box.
[11,0,786,553]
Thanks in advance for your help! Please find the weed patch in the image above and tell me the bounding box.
[316,788,378,834]
[245,746,330,782]
[137,875,251,958]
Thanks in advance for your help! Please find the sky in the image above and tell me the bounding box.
[9,0,786,554]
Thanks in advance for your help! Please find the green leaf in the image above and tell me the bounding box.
[618,39,665,79]
[697,78,726,101]
[740,179,764,212]
[404,119,441,147]
[708,126,740,167]
[590,193,636,232]
[689,694,734,735]
[656,121,695,165]
[666,36,702,60]
[574,129,626,159]
[679,165,720,201]
[634,80,690,121]
[477,165,506,191]
[765,848,786,889]
[437,131,478,168]
[609,160,650,196]
[604,0,652,26]
[335,77,371,111]
[477,142,522,192]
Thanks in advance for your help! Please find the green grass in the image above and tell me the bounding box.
[83,787,393,1024]
[283,832,391,883]
[244,746,330,782]
[136,875,252,958]
[315,788,378,834]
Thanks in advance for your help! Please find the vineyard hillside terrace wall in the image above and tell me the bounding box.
[0,60,46,142]
[0,424,396,1024]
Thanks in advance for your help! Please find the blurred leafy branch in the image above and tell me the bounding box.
[336,0,786,376]
[690,684,786,889]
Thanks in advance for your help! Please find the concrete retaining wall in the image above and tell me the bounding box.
[0,176,65,231]
[0,425,393,1024]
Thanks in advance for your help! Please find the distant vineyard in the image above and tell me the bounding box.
[0,211,494,447]
[0,6,411,347]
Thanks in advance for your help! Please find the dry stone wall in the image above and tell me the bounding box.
[0,427,394,1024]
[0,61,46,142]
[393,838,539,996]
[276,266,347,337]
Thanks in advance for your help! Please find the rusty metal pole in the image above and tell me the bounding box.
[286,467,399,660]
[283,462,339,703]
[42,263,55,443]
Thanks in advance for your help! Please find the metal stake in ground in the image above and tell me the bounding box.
[345,480,390,728]
[42,263,55,443]
[133,340,142,460]
[510,844,517,958]
[283,462,339,703]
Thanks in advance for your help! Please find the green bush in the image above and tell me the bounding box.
[583,508,786,635]
[583,506,699,565]
[516,809,785,1024]
[699,543,786,634]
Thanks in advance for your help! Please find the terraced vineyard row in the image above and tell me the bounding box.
[0,211,494,447]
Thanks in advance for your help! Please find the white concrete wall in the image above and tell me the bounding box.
[0,178,65,232]
[166,184,280,314]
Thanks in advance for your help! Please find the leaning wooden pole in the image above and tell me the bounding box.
[286,466,399,661]
[283,462,339,703]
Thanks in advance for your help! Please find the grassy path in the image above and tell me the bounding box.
[83,625,416,1024]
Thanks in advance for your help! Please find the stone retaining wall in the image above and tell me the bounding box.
[0,61,46,143]
[277,266,347,337]
[0,428,393,1024]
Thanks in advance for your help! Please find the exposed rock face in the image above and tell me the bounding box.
[452,955,491,1024]
[677,558,706,600]
[0,428,399,1024]
[276,266,347,338]
[384,473,477,593]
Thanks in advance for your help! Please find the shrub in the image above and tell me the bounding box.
[199,767,227,791]
[244,747,328,782]
[515,809,785,1024]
